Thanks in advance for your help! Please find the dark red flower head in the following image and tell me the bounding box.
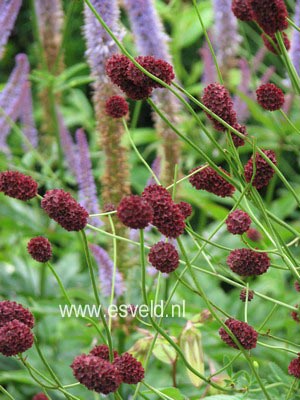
[227,248,270,276]
[288,356,300,378]
[105,96,129,119]
[246,228,262,242]
[32,394,48,400]
[232,0,254,21]
[177,201,193,219]
[0,171,38,201]
[231,123,248,148]
[41,189,89,231]
[142,185,185,238]
[202,83,237,131]
[240,288,254,302]
[106,54,175,100]
[127,56,175,88]
[244,149,277,189]
[89,344,119,361]
[256,83,284,111]
[295,281,300,292]
[149,241,179,273]
[247,0,288,34]
[27,237,52,263]
[71,354,122,394]
[189,166,235,197]
[114,352,144,384]
[0,300,34,328]
[226,210,251,235]
[0,319,34,356]
[262,32,290,55]
[219,318,258,350]
[117,195,153,229]
[291,305,300,323]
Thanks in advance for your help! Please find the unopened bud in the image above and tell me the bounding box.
[180,321,204,387]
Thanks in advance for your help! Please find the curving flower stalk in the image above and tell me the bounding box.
[90,244,124,299]
[213,0,241,79]
[124,0,182,185]
[0,0,22,59]
[83,0,131,272]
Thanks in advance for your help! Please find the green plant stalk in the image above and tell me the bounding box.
[123,118,160,185]
[80,230,114,361]
[139,230,237,393]
[191,0,223,84]
[108,214,117,331]
[176,237,271,400]
[87,222,298,312]
[0,386,16,400]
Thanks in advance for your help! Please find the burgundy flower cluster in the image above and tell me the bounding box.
[41,189,89,231]
[105,95,129,119]
[244,149,277,190]
[261,32,290,55]
[106,54,175,100]
[189,166,235,198]
[142,184,186,238]
[202,83,247,147]
[27,236,52,263]
[291,305,300,323]
[256,83,285,111]
[117,186,191,239]
[227,248,270,276]
[0,171,38,201]
[226,209,251,235]
[246,228,262,242]
[247,0,288,35]
[0,300,34,357]
[288,356,300,378]
[240,288,254,302]
[219,318,258,350]
[32,394,48,400]
[71,344,144,394]
[149,241,179,273]
[232,0,290,54]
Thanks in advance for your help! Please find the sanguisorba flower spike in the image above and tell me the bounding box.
[41,189,89,231]
[219,318,258,350]
[27,237,52,263]
[256,83,285,111]
[244,149,277,189]
[247,0,288,35]
[0,171,38,201]
[189,166,235,197]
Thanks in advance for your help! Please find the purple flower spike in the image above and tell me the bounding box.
[213,0,240,67]
[84,0,123,79]
[234,59,251,122]
[90,244,124,298]
[0,0,22,59]
[57,111,78,177]
[20,82,38,149]
[0,54,29,152]
[124,0,170,61]
[146,156,161,187]
[290,0,300,75]
[75,128,102,226]
[200,41,217,86]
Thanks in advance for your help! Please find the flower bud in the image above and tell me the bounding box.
[180,321,204,388]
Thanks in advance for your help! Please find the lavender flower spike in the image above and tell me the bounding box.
[123,0,170,60]
[75,128,102,226]
[0,54,29,152]
[84,0,124,79]
[233,59,251,122]
[213,0,241,71]
[20,82,38,149]
[124,0,182,185]
[57,111,78,177]
[0,0,22,59]
[90,244,124,298]
[290,0,300,75]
